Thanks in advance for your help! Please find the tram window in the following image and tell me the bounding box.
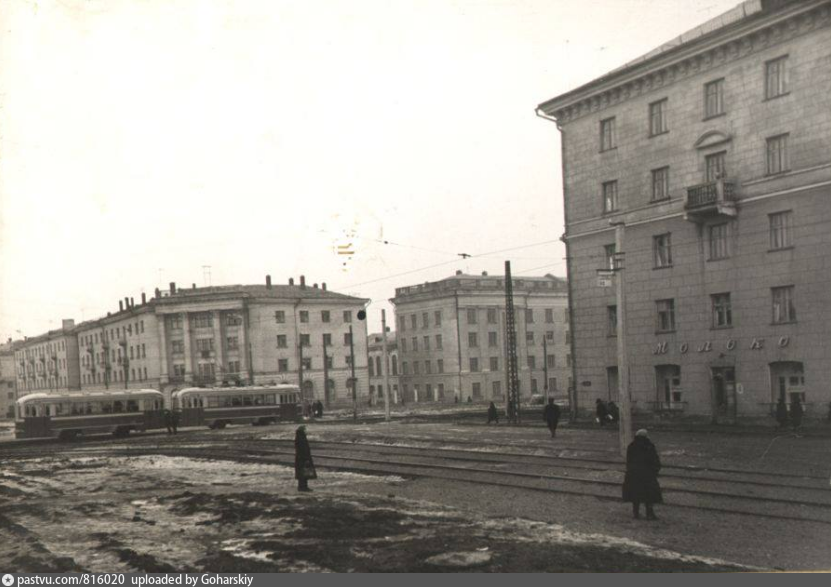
[243,396,253,406]
[224,397,233,407]
[232,396,242,407]
[113,401,124,413]
[71,403,81,415]
[86,403,94,414]
[253,395,263,406]
[126,400,139,412]
[102,402,113,414]
[45,405,52,416]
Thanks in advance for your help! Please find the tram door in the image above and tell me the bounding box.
[711,367,736,423]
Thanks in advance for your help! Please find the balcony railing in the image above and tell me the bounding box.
[685,179,737,210]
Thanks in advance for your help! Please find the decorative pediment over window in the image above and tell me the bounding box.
[694,130,732,150]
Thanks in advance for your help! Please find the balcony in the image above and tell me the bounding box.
[684,179,737,221]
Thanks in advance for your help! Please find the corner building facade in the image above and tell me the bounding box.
[392,272,571,404]
[538,0,831,422]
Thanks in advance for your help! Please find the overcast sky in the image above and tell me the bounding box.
[0,0,740,340]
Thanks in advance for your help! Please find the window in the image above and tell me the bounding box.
[412,337,418,351]
[468,332,478,348]
[602,180,618,213]
[653,233,672,268]
[300,334,310,347]
[172,340,185,354]
[531,379,538,393]
[299,311,309,323]
[323,333,332,346]
[437,359,444,373]
[400,339,407,352]
[709,223,730,260]
[545,308,554,323]
[608,306,617,336]
[424,360,431,374]
[704,79,724,118]
[492,381,502,396]
[343,311,353,323]
[604,244,617,270]
[488,331,498,347]
[301,357,312,370]
[765,56,788,99]
[527,356,536,369]
[487,308,497,324]
[766,134,789,175]
[545,330,554,341]
[226,313,242,326]
[168,315,183,330]
[490,357,499,371]
[278,359,289,372]
[525,309,534,323]
[434,311,442,326]
[526,332,535,346]
[656,299,676,332]
[423,336,430,350]
[325,356,334,369]
[345,355,353,367]
[344,332,353,346]
[422,313,429,328]
[276,335,287,348]
[469,358,479,372]
[321,310,330,323]
[772,286,796,323]
[769,211,793,250]
[412,361,420,375]
[712,293,732,328]
[274,311,285,324]
[651,167,670,201]
[392,356,398,375]
[435,335,443,350]
[141,344,146,358]
[399,316,406,332]
[546,354,556,368]
[173,364,185,377]
[410,314,417,329]
[472,382,482,399]
[226,336,239,350]
[192,313,213,328]
[649,99,668,136]
[196,338,214,352]
[705,151,726,182]
[600,117,616,151]
[467,309,477,324]
[228,361,240,374]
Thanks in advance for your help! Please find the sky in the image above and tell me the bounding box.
[0,0,741,340]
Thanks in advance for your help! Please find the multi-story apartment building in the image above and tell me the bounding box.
[0,340,20,418]
[13,320,80,396]
[367,331,399,404]
[391,271,571,404]
[14,276,371,407]
[537,0,831,422]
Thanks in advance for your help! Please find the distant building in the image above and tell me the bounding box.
[537,0,831,421]
[13,320,81,397]
[367,331,399,404]
[0,340,20,418]
[391,271,571,404]
[15,276,371,407]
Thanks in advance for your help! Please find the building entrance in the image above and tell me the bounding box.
[710,367,736,423]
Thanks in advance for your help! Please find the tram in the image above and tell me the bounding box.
[15,389,165,440]
[171,384,301,429]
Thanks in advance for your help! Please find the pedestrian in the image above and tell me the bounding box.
[164,409,174,435]
[543,398,561,438]
[608,401,620,424]
[790,396,804,430]
[467,396,473,404]
[171,409,180,435]
[595,398,609,427]
[622,429,663,520]
[775,397,788,429]
[316,400,324,418]
[487,402,499,424]
[294,425,316,492]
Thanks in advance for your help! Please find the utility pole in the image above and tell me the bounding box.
[120,340,129,390]
[504,260,520,424]
[543,336,549,404]
[381,310,391,422]
[322,335,330,408]
[349,325,357,420]
[298,342,305,398]
[613,221,633,458]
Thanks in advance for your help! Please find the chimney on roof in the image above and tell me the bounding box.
[192,283,196,289]
[456,270,463,275]
[266,275,272,289]
[170,282,177,294]
[322,282,327,291]
[300,275,306,288]
[155,288,161,299]
[313,283,318,289]
[482,271,488,276]
[141,292,147,305]
[289,277,295,286]
[119,301,124,312]
[106,312,111,317]
[130,297,135,308]
[124,296,130,309]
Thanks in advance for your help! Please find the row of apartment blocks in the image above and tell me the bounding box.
[11,276,371,408]
[538,0,831,421]
[9,271,574,413]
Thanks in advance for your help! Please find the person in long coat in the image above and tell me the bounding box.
[543,399,561,437]
[487,402,499,424]
[595,399,609,427]
[608,401,620,424]
[775,398,789,428]
[294,425,316,492]
[622,429,663,520]
[790,397,804,430]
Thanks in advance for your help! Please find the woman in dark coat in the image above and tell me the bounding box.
[294,426,316,492]
[487,402,499,424]
[595,399,609,427]
[622,429,662,520]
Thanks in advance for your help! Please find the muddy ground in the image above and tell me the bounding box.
[1,420,829,572]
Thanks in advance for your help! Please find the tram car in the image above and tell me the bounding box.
[171,384,301,429]
[15,389,165,440]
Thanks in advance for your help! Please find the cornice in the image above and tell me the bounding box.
[541,1,831,125]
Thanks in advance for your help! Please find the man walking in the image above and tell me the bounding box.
[622,429,663,520]
[543,399,561,438]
